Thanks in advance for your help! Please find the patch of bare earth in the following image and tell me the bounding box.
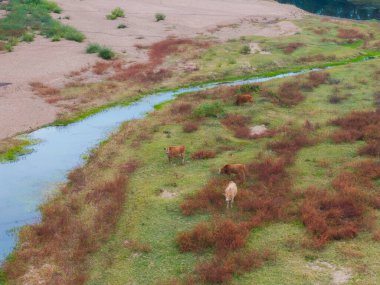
[307,260,353,285]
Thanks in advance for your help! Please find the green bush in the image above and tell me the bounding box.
[0,0,84,46]
[99,47,115,60]
[51,35,61,41]
[193,102,225,118]
[107,7,125,20]
[155,13,166,22]
[86,43,101,54]
[240,45,251,55]
[238,84,261,94]
[21,32,34,42]
[117,23,127,29]
[4,42,14,52]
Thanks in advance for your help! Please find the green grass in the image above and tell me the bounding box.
[86,43,115,60]
[82,59,380,284]
[86,43,101,54]
[0,137,35,163]
[0,0,84,50]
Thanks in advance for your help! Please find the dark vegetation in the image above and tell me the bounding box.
[280,42,304,54]
[0,0,84,50]
[191,150,216,160]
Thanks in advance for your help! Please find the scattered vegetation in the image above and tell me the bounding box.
[0,0,84,50]
[239,45,251,55]
[117,23,127,29]
[106,7,125,20]
[193,102,224,118]
[86,43,115,60]
[0,138,34,162]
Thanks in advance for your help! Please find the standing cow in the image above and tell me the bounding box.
[219,164,247,182]
[235,94,253,105]
[224,181,238,208]
[165,145,186,164]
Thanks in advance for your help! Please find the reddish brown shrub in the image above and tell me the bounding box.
[180,179,227,215]
[221,114,250,128]
[182,122,199,133]
[176,223,214,253]
[30,82,59,97]
[92,61,112,75]
[359,141,380,157]
[67,167,86,189]
[277,81,304,106]
[282,42,304,54]
[267,132,313,162]
[331,129,363,143]
[213,220,248,251]
[337,29,366,40]
[297,54,336,63]
[308,71,330,87]
[171,103,192,115]
[248,157,288,186]
[301,186,372,248]
[196,257,235,283]
[195,249,273,283]
[191,150,216,160]
[221,114,252,139]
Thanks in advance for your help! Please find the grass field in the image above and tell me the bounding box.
[1,12,380,285]
[4,56,380,284]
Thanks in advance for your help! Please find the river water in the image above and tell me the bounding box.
[0,69,326,262]
[278,0,380,20]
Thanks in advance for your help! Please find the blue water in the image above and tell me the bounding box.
[278,0,380,20]
[0,68,320,262]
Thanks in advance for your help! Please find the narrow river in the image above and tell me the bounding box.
[0,68,329,261]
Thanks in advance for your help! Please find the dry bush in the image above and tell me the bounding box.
[191,150,216,160]
[177,219,248,253]
[359,141,380,157]
[30,82,59,97]
[195,249,273,283]
[331,130,363,143]
[180,179,227,216]
[182,122,199,133]
[67,167,86,190]
[301,186,371,248]
[171,103,193,115]
[281,42,304,54]
[337,29,366,40]
[267,131,313,163]
[111,38,209,83]
[277,81,305,107]
[177,223,214,253]
[297,54,336,63]
[4,174,128,284]
[308,72,330,87]
[332,110,380,156]
[221,114,252,139]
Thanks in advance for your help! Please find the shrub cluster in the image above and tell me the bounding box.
[191,150,216,160]
[182,122,199,133]
[281,42,304,54]
[86,43,115,60]
[331,110,380,156]
[107,7,125,20]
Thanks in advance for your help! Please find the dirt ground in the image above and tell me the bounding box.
[0,0,304,139]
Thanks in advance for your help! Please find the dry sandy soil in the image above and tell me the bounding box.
[0,0,304,139]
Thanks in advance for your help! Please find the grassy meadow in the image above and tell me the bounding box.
[1,12,380,285]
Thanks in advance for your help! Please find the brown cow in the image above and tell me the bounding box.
[219,164,247,182]
[235,94,253,105]
[223,181,238,208]
[165,146,186,164]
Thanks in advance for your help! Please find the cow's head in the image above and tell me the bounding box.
[164,147,169,154]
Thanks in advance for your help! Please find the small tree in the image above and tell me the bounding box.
[240,45,251,55]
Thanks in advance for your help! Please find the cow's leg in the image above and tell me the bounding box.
[168,155,171,163]
[181,153,185,164]
[231,197,234,208]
